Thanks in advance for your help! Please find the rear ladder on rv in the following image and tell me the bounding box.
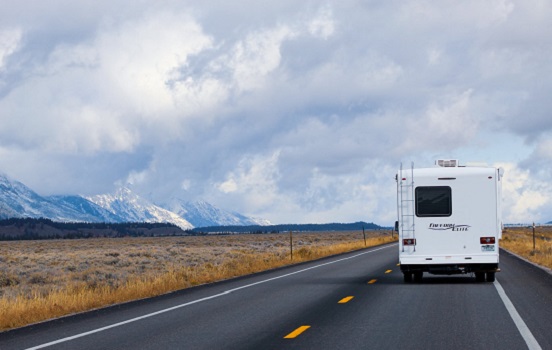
[399,162,415,252]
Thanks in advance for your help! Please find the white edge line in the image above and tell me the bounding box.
[494,279,542,350]
[26,244,396,350]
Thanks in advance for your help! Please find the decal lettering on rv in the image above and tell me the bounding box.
[428,223,471,231]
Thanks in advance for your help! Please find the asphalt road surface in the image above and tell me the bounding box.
[1,243,551,350]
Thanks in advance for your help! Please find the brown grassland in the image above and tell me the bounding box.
[0,230,396,331]
[500,226,552,270]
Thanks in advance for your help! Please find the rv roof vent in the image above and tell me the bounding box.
[436,159,459,167]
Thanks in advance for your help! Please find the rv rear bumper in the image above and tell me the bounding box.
[400,263,499,275]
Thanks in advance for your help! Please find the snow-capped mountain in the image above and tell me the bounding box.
[45,195,125,223]
[0,172,270,229]
[0,173,119,222]
[162,198,272,227]
[86,188,193,230]
[0,173,54,219]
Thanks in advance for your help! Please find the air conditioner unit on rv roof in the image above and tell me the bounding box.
[436,159,459,167]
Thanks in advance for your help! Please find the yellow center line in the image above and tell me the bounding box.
[368,279,377,284]
[338,296,354,304]
[385,269,392,274]
[284,325,311,339]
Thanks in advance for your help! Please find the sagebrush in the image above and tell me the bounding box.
[501,226,552,270]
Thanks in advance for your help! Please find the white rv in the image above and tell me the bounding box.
[396,160,504,283]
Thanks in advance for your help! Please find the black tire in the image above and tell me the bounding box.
[486,272,495,282]
[403,272,413,283]
[413,271,423,283]
[475,272,485,282]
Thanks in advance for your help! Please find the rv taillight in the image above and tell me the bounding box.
[403,238,416,246]
[480,237,495,244]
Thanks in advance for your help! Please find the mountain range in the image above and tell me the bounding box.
[0,173,270,229]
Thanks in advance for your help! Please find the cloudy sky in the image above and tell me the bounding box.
[1,0,551,225]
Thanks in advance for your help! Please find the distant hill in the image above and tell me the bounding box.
[193,221,385,234]
[0,218,187,240]
[0,219,389,240]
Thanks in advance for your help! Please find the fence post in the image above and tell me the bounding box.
[533,222,536,251]
[289,229,293,260]
[363,226,367,247]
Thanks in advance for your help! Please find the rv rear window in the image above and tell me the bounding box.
[415,186,452,217]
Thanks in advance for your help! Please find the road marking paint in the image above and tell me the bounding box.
[338,296,354,304]
[385,269,392,273]
[284,325,311,339]
[26,244,397,350]
[367,279,377,284]
[494,279,542,350]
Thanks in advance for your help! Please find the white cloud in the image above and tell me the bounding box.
[218,179,238,194]
[397,90,477,154]
[427,48,442,65]
[307,5,335,39]
[223,25,297,92]
[0,28,22,71]
[180,179,192,191]
[215,152,281,209]
[95,12,215,115]
[533,135,552,160]
[425,90,476,137]
[126,169,148,186]
[499,163,552,223]
[0,11,217,153]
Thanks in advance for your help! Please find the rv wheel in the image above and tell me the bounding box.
[475,272,485,282]
[403,272,413,283]
[486,272,495,282]
[413,271,423,282]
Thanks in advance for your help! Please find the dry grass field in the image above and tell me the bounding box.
[0,230,396,331]
[501,226,552,270]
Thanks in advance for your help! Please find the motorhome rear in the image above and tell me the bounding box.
[396,160,504,283]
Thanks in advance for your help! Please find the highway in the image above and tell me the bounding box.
[1,243,551,350]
